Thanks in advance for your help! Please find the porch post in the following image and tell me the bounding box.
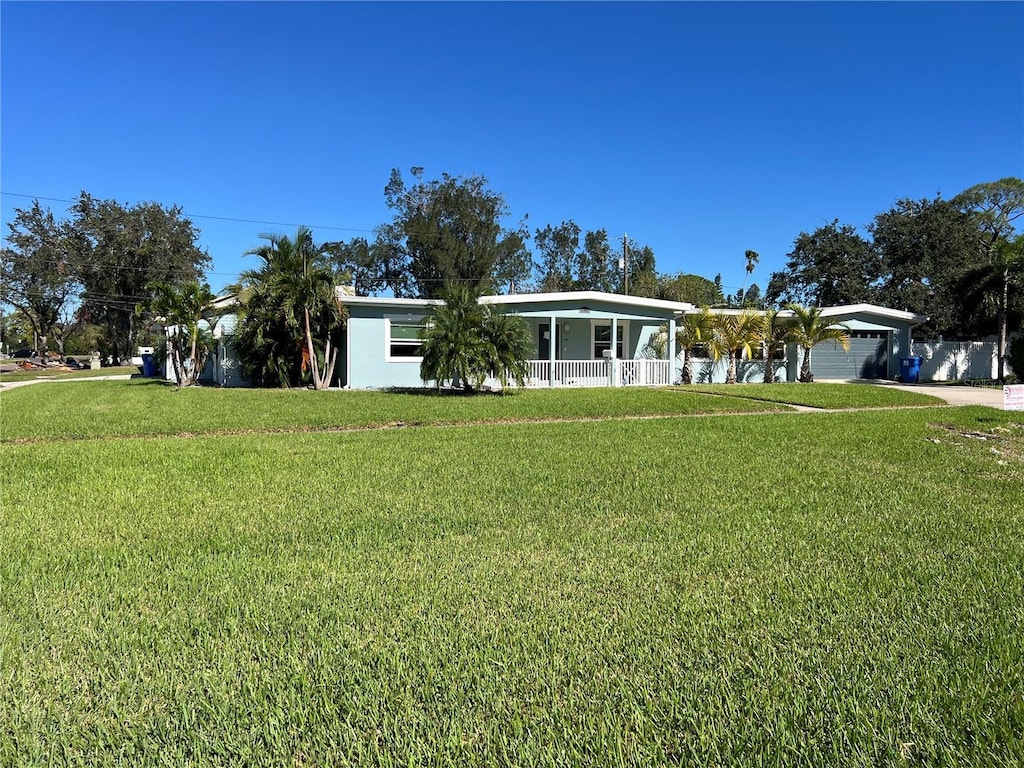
[549,314,556,387]
[667,316,676,384]
[610,317,618,386]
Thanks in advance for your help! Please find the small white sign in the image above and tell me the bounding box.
[1004,384,1024,411]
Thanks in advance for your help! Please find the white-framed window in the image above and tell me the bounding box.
[591,321,628,359]
[385,318,424,362]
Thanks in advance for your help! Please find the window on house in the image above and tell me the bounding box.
[593,324,624,359]
[387,320,424,360]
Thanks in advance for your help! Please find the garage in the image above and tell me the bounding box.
[809,331,890,380]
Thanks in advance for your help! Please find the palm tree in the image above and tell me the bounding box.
[786,304,850,383]
[760,309,791,384]
[676,307,716,385]
[709,310,765,384]
[420,285,531,392]
[479,306,532,390]
[420,284,488,391]
[149,280,224,387]
[235,227,346,389]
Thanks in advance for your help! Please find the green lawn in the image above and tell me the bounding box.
[2,386,1022,765]
[686,382,945,409]
[0,381,946,443]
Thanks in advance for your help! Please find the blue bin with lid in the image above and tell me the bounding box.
[900,356,922,384]
[141,353,155,377]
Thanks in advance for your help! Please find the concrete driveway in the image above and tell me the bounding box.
[869,381,1007,408]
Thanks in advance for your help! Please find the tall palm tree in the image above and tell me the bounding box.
[235,227,345,389]
[786,304,850,383]
[709,310,765,384]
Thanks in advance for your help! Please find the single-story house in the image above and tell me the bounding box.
[183,290,927,388]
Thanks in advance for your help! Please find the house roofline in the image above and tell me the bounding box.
[481,291,693,313]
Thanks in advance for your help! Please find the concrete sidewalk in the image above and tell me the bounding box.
[0,374,134,390]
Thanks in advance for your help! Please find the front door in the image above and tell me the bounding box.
[538,323,561,360]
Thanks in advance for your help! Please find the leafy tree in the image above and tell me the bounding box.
[579,229,617,292]
[625,240,658,298]
[149,280,223,387]
[419,285,530,392]
[655,273,722,305]
[954,178,1024,380]
[535,220,581,292]
[728,283,763,309]
[375,168,529,298]
[330,235,412,298]
[1,200,84,357]
[68,192,210,363]
[871,196,983,338]
[767,220,880,307]
[786,304,850,383]
[234,227,346,389]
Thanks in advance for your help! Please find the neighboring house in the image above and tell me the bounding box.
[187,290,927,388]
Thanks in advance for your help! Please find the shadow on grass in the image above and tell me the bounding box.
[381,386,518,398]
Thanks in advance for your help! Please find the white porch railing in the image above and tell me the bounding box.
[524,359,671,388]
[619,358,672,386]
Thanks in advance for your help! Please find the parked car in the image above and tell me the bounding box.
[11,348,36,358]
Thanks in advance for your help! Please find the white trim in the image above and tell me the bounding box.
[338,292,440,309]
[384,318,424,363]
[481,291,692,314]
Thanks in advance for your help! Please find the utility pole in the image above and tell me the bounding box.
[622,233,629,295]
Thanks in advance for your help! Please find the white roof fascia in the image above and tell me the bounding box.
[481,291,692,314]
[818,303,928,325]
[335,292,440,309]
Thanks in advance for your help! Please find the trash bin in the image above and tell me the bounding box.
[900,356,922,384]
[141,353,155,378]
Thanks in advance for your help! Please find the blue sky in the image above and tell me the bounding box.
[2,1,1021,296]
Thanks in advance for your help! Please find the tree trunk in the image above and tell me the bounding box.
[304,308,324,390]
[681,350,692,385]
[998,265,1008,381]
[764,355,775,384]
[800,346,814,383]
[726,353,737,384]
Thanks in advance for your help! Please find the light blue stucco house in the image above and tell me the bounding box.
[185,289,926,388]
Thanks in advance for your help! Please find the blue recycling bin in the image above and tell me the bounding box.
[141,353,155,378]
[900,356,922,384]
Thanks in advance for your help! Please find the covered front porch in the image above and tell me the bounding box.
[482,291,691,389]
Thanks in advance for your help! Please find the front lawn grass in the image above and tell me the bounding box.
[686,382,944,409]
[2,404,1022,765]
[0,381,791,441]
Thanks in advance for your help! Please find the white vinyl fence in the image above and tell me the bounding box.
[911,341,1011,381]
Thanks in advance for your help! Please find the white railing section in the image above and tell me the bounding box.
[619,358,671,386]
[523,359,671,388]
